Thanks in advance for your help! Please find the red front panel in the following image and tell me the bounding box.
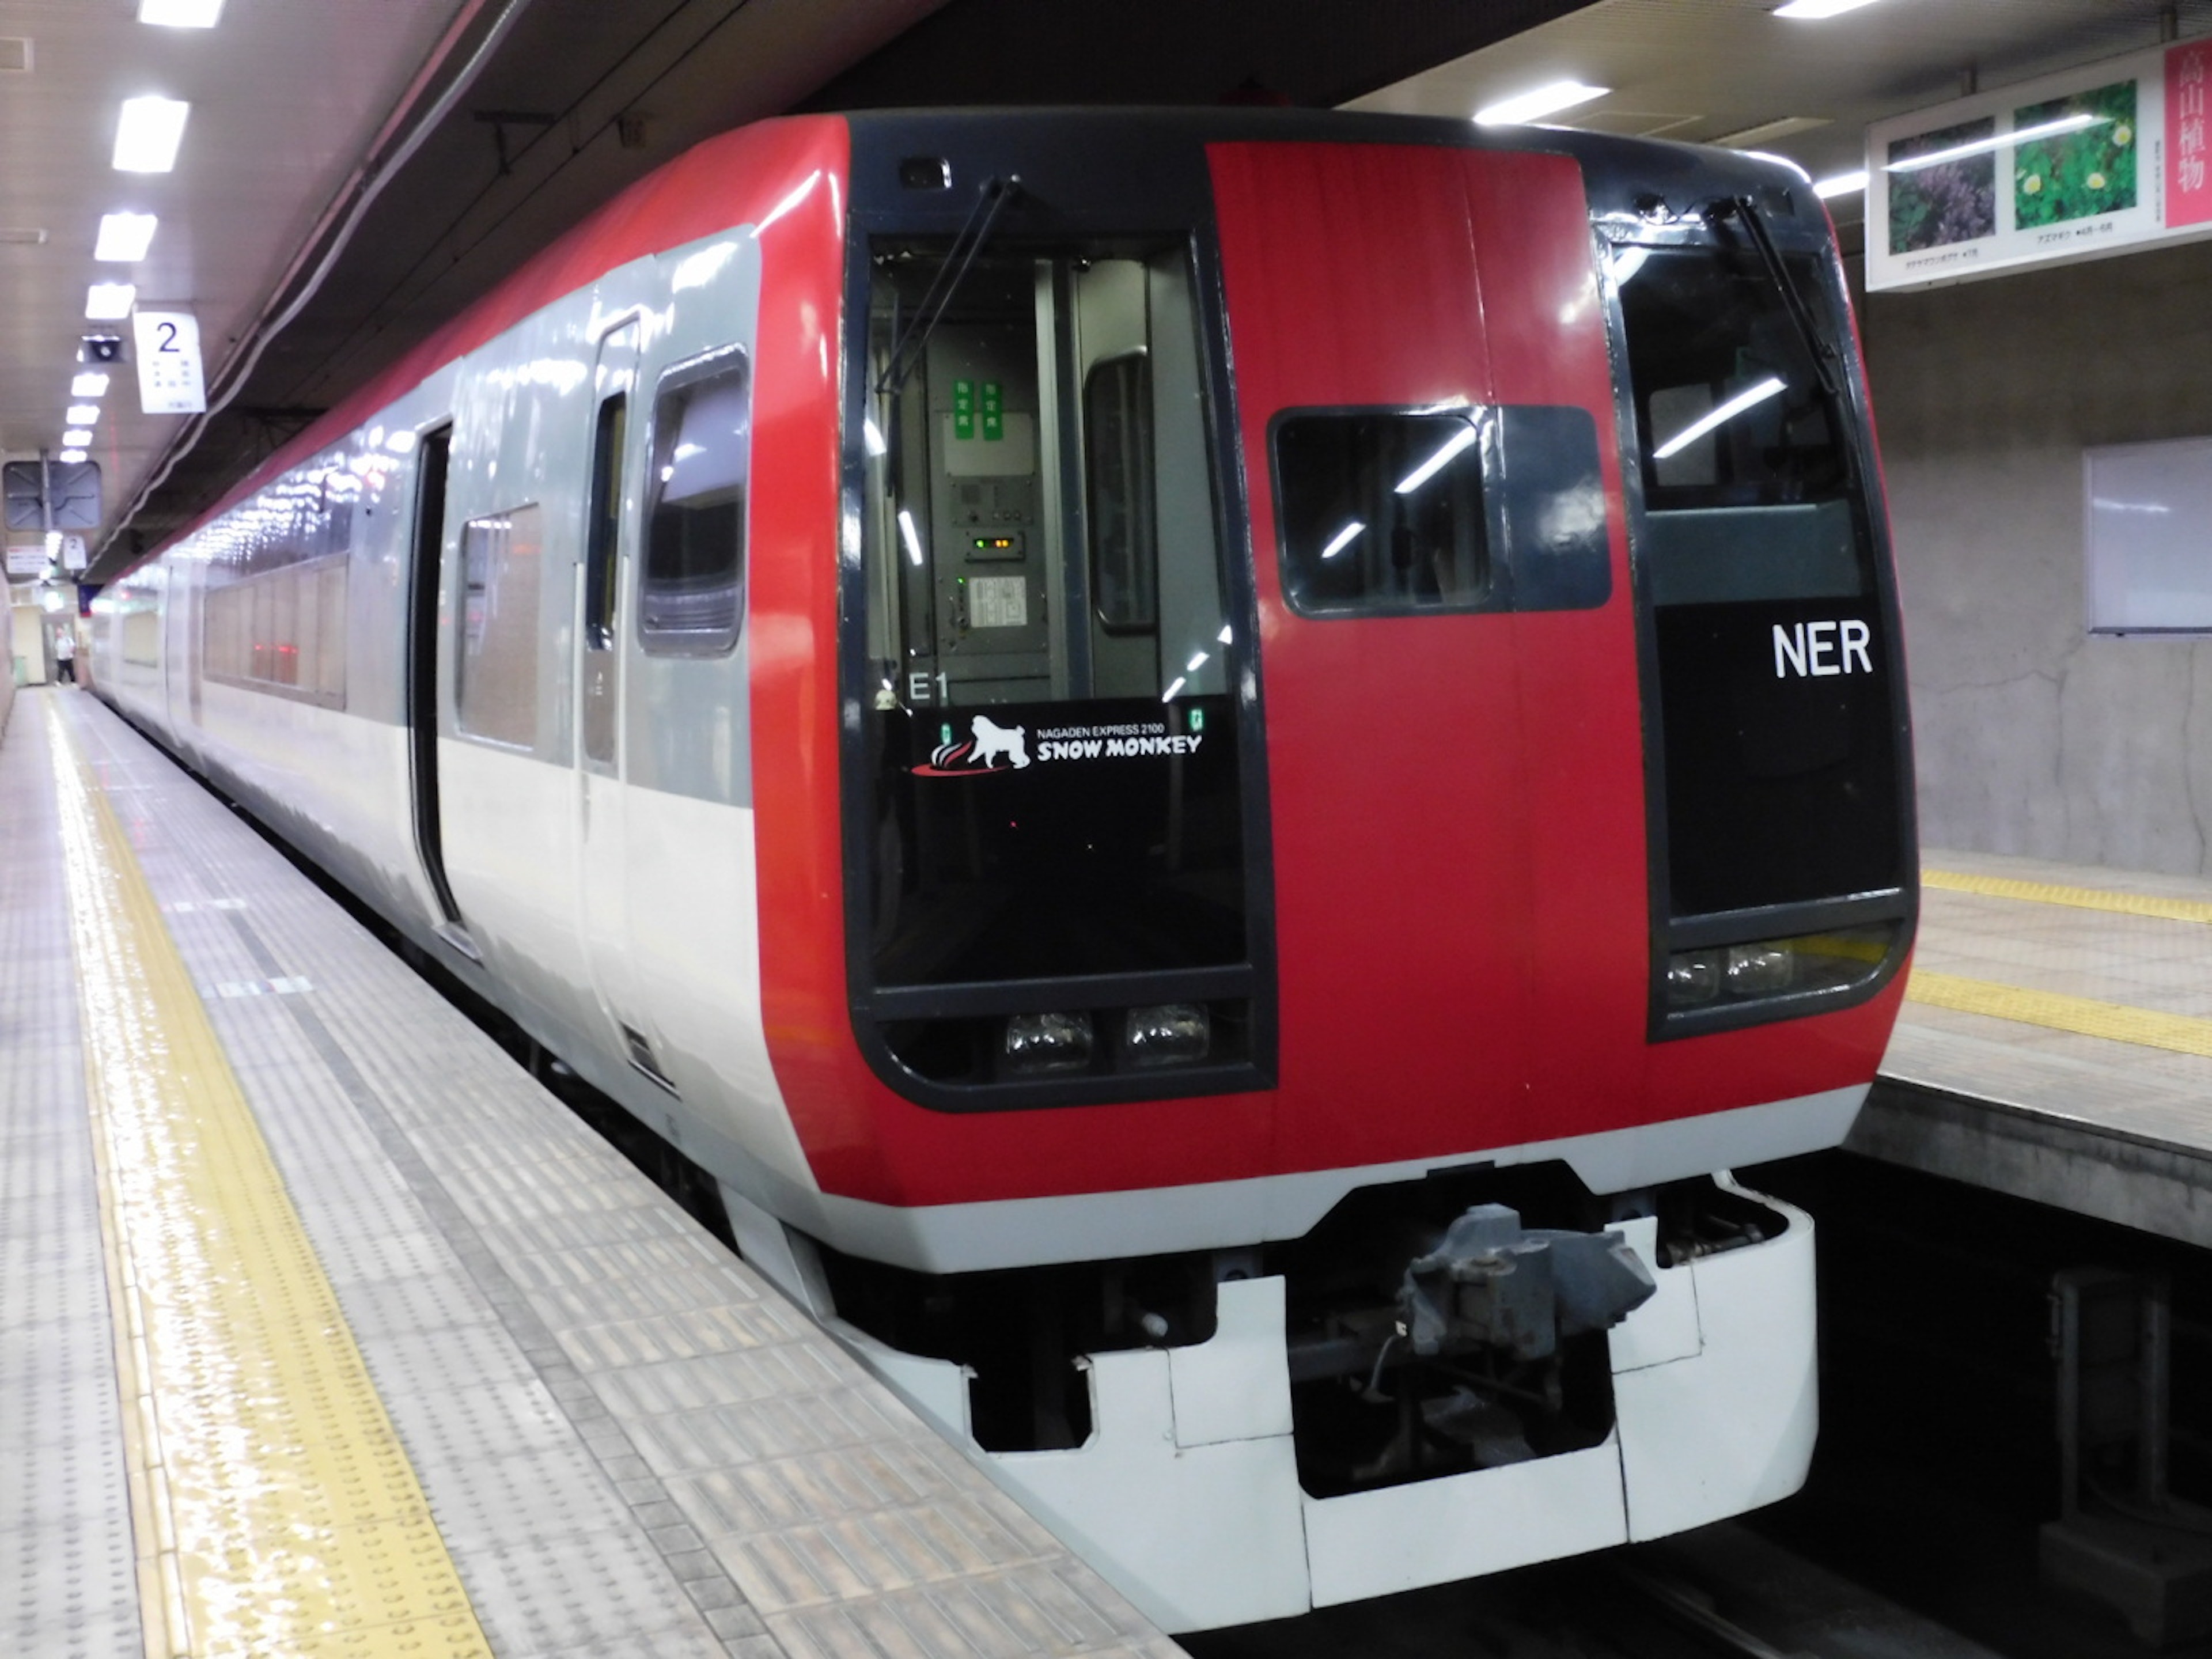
[759,137,1904,1211]
[1210,141,1649,1166]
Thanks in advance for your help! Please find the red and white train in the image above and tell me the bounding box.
[94,109,1915,1629]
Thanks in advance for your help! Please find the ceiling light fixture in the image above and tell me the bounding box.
[63,429,94,446]
[1815,170,1870,198]
[94,211,158,261]
[1475,81,1610,126]
[138,0,224,25]
[72,372,111,398]
[67,404,100,425]
[113,97,190,172]
[85,283,137,320]
[1887,112,2101,172]
[1774,0,1890,17]
[58,449,88,465]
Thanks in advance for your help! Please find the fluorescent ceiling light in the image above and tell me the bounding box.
[1888,113,2100,173]
[1320,520,1366,560]
[1815,170,1870,198]
[1654,376,1787,460]
[58,449,88,465]
[67,404,101,425]
[85,283,137,320]
[72,372,110,397]
[94,211,158,261]
[897,509,923,567]
[114,97,190,172]
[1475,81,1609,126]
[1774,0,1889,16]
[139,0,224,24]
[63,429,94,446]
[1394,423,1479,494]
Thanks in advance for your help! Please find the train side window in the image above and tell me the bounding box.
[584,393,626,649]
[457,504,543,748]
[640,349,749,656]
[199,456,353,707]
[1273,411,1489,617]
[1085,351,1156,632]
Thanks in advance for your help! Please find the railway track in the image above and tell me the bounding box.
[1181,1522,2008,1659]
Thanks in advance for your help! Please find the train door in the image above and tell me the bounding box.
[406,422,469,949]
[1206,142,1649,1162]
[575,320,643,1052]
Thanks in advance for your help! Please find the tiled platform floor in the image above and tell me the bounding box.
[2,687,1177,1659]
[1856,846,2212,1247]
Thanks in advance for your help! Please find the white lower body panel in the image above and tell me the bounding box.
[810,1086,1866,1274]
[824,1180,1820,1632]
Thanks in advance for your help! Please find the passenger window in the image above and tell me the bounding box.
[1085,352,1156,632]
[584,393,626,649]
[641,350,749,654]
[1273,411,1489,617]
[457,504,543,748]
[200,457,352,706]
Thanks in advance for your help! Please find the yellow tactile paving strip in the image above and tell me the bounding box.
[47,701,495,1659]
[1907,969,2212,1061]
[1922,866,2212,927]
[1910,866,2212,1059]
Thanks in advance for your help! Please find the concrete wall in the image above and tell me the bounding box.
[0,588,13,740]
[1860,236,2212,873]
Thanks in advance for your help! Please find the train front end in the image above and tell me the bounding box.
[754,111,1912,1630]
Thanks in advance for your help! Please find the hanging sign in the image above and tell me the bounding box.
[132,309,208,413]
[1867,39,2212,291]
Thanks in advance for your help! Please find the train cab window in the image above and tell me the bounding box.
[457,505,543,748]
[1085,351,1157,632]
[640,349,749,655]
[1619,245,1866,608]
[855,236,1247,1007]
[1619,241,1902,921]
[1274,411,1489,616]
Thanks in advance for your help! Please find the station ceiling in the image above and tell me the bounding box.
[0,0,2202,582]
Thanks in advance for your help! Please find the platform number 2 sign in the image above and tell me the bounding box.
[132,310,208,415]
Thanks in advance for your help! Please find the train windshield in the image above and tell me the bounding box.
[1619,243,1904,918]
[854,238,1247,1007]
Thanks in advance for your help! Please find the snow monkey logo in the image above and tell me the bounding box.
[919,714,1031,775]
[966,715,1031,769]
[911,707,1206,777]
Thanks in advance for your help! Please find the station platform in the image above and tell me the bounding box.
[1857,849,2212,1249]
[2,687,1174,1659]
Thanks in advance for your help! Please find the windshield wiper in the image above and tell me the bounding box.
[874,174,1022,396]
[1711,194,1843,401]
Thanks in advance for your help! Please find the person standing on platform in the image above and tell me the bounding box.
[53,624,75,686]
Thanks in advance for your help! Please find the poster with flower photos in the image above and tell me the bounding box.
[1866,40,2212,292]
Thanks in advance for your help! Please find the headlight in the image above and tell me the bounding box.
[1726,944,1795,997]
[1666,951,1721,1007]
[1666,923,1896,1011]
[1125,1003,1210,1067]
[1004,1010,1094,1074]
